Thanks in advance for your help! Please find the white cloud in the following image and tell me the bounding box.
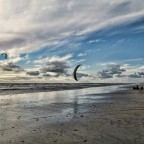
[37,54,73,75]
[0,0,143,82]
[97,64,126,79]
[0,0,143,57]
[78,53,86,57]
[88,39,105,44]
[34,54,72,65]
[122,58,143,62]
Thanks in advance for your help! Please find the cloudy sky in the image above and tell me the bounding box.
[0,0,144,83]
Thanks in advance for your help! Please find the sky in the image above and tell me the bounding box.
[0,0,144,83]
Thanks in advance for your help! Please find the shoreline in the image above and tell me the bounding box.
[0,84,144,144]
[0,83,129,95]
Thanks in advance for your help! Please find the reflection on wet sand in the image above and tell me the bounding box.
[0,85,126,144]
[1,84,144,144]
[74,96,78,116]
[0,85,124,121]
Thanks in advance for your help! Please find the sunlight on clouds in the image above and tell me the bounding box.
[0,0,144,57]
[0,0,143,82]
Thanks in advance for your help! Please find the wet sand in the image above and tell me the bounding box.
[0,84,144,144]
[0,83,126,95]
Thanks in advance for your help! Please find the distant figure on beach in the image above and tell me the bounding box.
[133,85,140,90]
[133,85,143,90]
[136,85,139,89]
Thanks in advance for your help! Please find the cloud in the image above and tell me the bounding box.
[88,39,105,44]
[42,73,51,77]
[77,53,86,57]
[96,63,144,81]
[115,74,126,78]
[0,0,143,57]
[35,54,72,65]
[109,1,131,16]
[40,63,68,74]
[97,64,126,79]
[0,0,144,83]
[0,62,24,72]
[39,54,72,75]
[26,71,40,76]
[129,71,144,78]
[106,65,126,74]
[97,71,113,79]
[122,58,143,62]
[76,73,89,78]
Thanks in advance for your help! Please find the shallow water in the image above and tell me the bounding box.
[0,85,126,123]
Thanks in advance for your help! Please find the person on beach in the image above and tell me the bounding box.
[133,85,143,90]
[133,85,139,90]
[136,85,139,89]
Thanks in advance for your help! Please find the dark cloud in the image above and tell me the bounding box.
[40,61,69,74]
[115,74,125,78]
[97,71,113,79]
[0,62,24,72]
[129,72,144,78]
[98,64,126,79]
[27,71,40,76]
[42,73,51,77]
[106,65,126,74]
[138,72,144,76]
[0,37,27,48]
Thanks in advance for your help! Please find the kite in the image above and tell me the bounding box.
[73,65,81,81]
[1,53,8,59]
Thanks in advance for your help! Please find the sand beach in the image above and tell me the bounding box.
[0,83,144,144]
